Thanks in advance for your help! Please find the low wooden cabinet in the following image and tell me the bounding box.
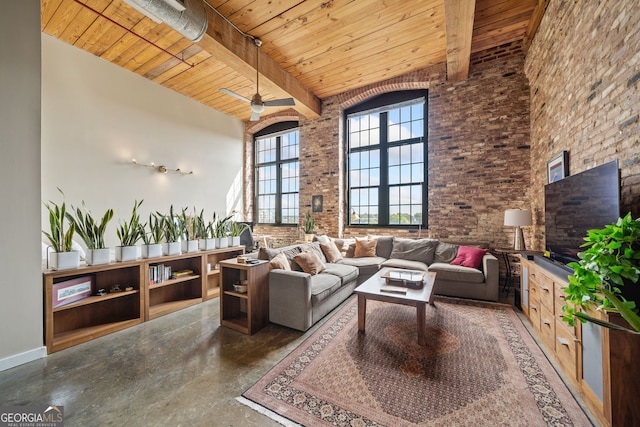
[219,258,269,335]
[520,256,640,427]
[43,246,244,353]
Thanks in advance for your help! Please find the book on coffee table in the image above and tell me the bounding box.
[380,269,426,289]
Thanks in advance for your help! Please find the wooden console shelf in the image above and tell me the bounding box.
[520,256,640,427]
[43,246,244,353]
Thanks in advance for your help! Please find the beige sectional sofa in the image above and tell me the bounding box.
[258,237,499,331]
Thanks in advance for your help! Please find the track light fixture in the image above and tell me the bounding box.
[131,159,193,175]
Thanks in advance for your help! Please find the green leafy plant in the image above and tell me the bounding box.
[193,209,214,239]
[116,200,144,246]
[162,205,181,242]
[303,211,315,234]
[562,212,640,334]
[43,189,75,253]
[141,212,164,245]
[67,201,114,250]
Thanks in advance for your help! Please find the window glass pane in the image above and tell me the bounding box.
[389,146,400,166]
[389,166,400,185]
[370,150,380,167]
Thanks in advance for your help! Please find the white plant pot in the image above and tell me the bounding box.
[231,236,241,247]
[199,238,216,251]
[115,245,138,262]
[86,248,110,266]
[162,241,181,256]
[48,251,80,270]
[141,243,163,259]
[215,237,228,249]
[181,240,198,253]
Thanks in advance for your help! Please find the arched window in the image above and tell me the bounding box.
[254,122,300,225]
[345,91,428,227]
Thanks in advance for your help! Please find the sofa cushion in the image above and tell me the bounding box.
[258,245,304,270]
[355,237,377,257]
[428,262,485,283]
[389,238,439,265]
[380,258,428,271]
[320,242,343,263]
[434,241,459,263]
[310,274,342,305]
[269,252,291,271]
[322,263,359,285]
[293,249,326,275]
[450,246,488,269]
[368,235,394,258]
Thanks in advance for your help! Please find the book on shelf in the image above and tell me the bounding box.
[149,264,172,285]
[171,269,193,279]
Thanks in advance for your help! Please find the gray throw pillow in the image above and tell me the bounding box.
[434,242,459,263]
[369,235,394,258]
[389,238,439,265]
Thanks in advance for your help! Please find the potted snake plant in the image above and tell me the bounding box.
[213,213,233,249]
[303,211,315,242]
[194,209,215,251]
[179,207,198,253]
[229,220,249,247]
[67,201,114,266]
[115,200,144,262]
[161,205,181,256]
[43,190,79,270]
[141,212,164,259]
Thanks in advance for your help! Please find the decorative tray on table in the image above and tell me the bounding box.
[380,269,426,289]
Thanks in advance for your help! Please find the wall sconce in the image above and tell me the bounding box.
[131,159,193,175]
[504,209,532,250]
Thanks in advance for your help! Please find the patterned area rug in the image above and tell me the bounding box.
[242,297,592,426]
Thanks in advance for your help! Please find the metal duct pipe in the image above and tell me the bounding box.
[124,0,208,41]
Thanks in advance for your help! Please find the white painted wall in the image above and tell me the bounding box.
[41,34,245,250]
[0,1,46,369]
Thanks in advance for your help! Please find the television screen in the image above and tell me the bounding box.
[544,160,620,265]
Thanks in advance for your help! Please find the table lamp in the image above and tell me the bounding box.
[504,209,532,251]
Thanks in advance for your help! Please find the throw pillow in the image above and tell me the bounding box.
[389,238,439,264]
[354,237,377,257]
[450,246,488,269]
[345,243,356,258]
[269,252,291,271]
[293,249,326,275]
[434,241,459,263]
[368,235,394,258]
[320,242,343,263]
[314,235,331,245]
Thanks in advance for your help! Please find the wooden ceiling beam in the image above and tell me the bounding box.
[523,0,550,51]
[444,0,476,81]
[195,6,321,119]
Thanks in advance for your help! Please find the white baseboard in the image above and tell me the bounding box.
[0,347,47,372]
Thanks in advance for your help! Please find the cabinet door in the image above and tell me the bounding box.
[521,263,529,316]
[581,320,604,405]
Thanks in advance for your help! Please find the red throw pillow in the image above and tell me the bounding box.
[450,246,488,269]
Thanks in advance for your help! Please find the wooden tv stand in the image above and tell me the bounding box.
[520,255,640,427]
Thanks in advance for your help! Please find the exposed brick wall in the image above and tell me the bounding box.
[525,0,640,250]
[245,42,531,249]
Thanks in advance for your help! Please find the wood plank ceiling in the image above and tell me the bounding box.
[41,0,542,122]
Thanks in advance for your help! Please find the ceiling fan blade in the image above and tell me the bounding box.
[220,88,251,103]
[263,98,296,107]
[250,111,261,121]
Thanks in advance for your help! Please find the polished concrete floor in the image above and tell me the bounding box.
[0,284,569,427]
[0,297,321,426]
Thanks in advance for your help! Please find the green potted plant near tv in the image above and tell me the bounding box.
[43,192,78,270]
[161,205,181,256]
[303,211,315,242]
[562,212,640,334]
[141,212,164,259]
[115,200,144,262]
[179,207,198,253]
[67,201,114,266]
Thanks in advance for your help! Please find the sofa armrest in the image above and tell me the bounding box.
[482,253,499,301]
[268,270,313,331]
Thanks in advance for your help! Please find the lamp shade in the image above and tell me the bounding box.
[504,209,532,227]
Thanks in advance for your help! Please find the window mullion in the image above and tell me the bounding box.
[379,112,389,226]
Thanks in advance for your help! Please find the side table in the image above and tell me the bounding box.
[493,248,520,294]
[219,258,270,334]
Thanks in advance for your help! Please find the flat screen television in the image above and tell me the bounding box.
[544,160,620,269]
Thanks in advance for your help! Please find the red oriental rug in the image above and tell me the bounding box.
[241,297,592,426]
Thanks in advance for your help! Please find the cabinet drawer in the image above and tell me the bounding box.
[554,281,568,306]
[529,280,539,304]
[555,318,578,380]
[531,271,554,310]
[539,304,556,351]
[528,298,541,332]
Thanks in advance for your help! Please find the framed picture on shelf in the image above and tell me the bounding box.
[547,151,569,183]
[52,276,93,308]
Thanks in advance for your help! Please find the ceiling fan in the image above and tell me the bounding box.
[220,38,295,121]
